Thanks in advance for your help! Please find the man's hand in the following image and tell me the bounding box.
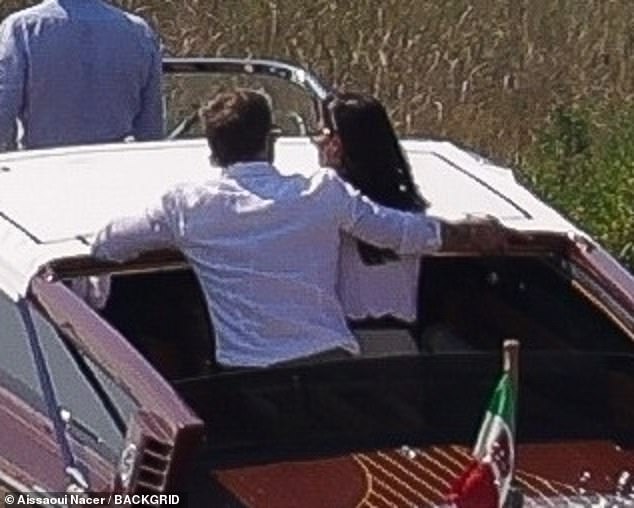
[440,215,508,253]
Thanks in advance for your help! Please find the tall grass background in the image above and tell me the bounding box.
[2,0,632,267]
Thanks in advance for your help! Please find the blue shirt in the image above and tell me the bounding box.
[92,162,443,367]
[0,0,163,150]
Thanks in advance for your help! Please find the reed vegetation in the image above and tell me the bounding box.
[2,0,632,267]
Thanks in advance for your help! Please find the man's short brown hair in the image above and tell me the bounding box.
[200,89,272,166]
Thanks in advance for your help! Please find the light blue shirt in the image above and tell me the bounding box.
[92,162,442,368]
[0,0,163,151]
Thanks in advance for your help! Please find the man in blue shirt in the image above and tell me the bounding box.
[0,0,164,151]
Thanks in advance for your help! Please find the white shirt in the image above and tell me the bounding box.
[92,162,442,367]
[338,234,420,322]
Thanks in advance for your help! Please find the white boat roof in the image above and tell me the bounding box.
[0,138,582,299]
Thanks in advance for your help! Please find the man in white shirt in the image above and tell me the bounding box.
[92,89,453,368]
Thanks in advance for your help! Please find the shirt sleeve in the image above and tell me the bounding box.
[131,29,164,141]
[92,190,184,262]
[0,18,25,151]
[330,171,443,254]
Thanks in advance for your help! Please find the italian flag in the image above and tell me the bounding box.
[447,372,516,508]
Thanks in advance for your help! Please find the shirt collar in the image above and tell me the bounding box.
[55,0,100,10]
[222,161,274,178]
[56,0,99,5]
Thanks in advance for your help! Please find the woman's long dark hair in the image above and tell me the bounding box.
[325,93,428,263]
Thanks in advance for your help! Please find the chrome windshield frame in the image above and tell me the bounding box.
[162,57,331,101]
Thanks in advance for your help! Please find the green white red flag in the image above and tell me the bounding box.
[447,372,516,508]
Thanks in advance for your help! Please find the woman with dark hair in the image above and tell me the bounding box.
[319,93,426,214]
[313,92,428,329]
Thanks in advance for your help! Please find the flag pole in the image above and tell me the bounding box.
[503,339,522,508]
[502,339,519,396]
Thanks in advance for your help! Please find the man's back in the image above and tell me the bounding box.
[0,0,163,150]
[143,163,360,368]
